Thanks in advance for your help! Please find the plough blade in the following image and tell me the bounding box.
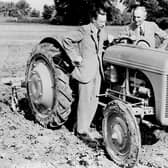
[1,77,26,88]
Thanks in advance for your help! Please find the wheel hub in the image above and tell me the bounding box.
[111,124,124,145]
[109,116,129,154]
[28,61,54,113]
[29,71,42,103]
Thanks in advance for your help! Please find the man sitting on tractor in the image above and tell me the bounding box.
[125,6,168,48]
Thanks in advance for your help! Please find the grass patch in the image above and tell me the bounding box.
[6,16,51,24]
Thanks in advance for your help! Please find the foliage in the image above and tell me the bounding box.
[53,0,93,25]
[8,9,20,17]
[52,0,114,25]
[42,4,55,20]
[15,0,31,16]
[30,9,40,18]
[140,0,161,21]
[0,0,40,18]
[121,12,132,25]
[51,0,131,25]
[156,17,168,30]
[107,5,122,25]
[48,0,168,27]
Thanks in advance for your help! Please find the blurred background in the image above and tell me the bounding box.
[0,0,167,29]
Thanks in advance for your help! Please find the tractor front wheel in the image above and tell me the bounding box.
[102,100,141,168]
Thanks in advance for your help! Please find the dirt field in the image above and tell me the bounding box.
[0,23,168,168]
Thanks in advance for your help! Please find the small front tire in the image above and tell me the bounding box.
[102,100,141,168]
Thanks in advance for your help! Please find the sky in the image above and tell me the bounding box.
[2,0,54,12]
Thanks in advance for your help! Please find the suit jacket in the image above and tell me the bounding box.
[62,23,108,83]
[126,21,168,48]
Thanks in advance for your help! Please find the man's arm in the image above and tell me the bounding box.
[154,22,168,49]
[62,28,84,65]
[121,25,137,41]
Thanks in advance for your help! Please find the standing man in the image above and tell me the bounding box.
[126,6,168,48]
[62,3,113,143]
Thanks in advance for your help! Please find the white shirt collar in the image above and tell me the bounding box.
[90,23,99,34]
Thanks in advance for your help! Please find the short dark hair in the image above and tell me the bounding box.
[90,1,107,20]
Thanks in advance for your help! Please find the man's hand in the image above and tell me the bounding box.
[72,56,82,66]
[107,34,114,43]
[129,35,137,41]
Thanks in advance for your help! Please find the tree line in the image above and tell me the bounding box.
[43,0,168,29]
[0,0,40,18]
[0,0,168,29]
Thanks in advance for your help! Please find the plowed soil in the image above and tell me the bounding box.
[0,23,168,168]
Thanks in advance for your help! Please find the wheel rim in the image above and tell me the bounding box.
[27,57,54,115]
[102,100,141,167]
[106,113,130,159]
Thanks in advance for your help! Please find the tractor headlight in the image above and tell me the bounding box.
[104,65,118,83]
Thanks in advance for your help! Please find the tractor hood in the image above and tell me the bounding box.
[103,44,168,74]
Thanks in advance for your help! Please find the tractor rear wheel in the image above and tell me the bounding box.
[25,42,73,128]
[102,100,141,168]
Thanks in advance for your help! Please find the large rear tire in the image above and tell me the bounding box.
[25,42,73,128]
[102,100,141,168]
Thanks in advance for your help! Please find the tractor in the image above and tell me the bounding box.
[4,35,168,168]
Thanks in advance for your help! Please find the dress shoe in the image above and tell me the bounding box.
[76,131,100,148]
[76,131,97,142]
[76,128,102,145]
[89,128,102,139]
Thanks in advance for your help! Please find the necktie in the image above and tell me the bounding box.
[97,29,101,43]
[139,26,144,36]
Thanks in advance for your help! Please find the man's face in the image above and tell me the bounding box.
[93,13,107,30]
[133,9,146,26]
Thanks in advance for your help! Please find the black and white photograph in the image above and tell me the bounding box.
[0,0,168,167]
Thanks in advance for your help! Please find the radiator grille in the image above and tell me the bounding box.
[165,75,168,118]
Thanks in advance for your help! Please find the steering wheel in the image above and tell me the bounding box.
[114,37,134,44]
[135,39,151,48]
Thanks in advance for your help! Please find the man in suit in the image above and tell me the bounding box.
[126,6,168,48]
[62,3,113,143]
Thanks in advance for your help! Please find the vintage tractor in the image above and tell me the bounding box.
[4,36,168,168]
